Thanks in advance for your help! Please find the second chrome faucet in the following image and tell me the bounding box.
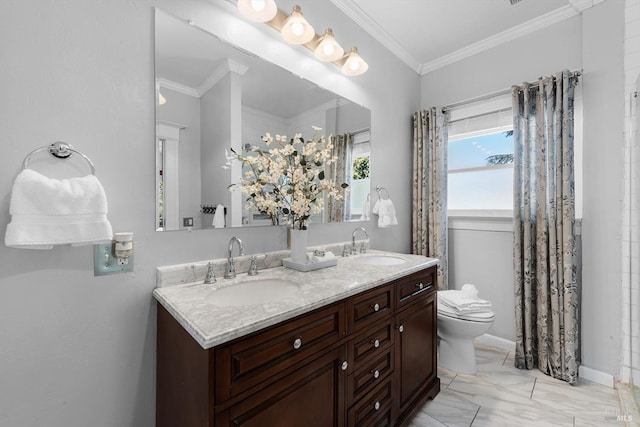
[224,236,245,279]
[351,227,369,255]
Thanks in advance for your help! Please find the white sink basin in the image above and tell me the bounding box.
[206,279,300,306]
[354,255,406,266]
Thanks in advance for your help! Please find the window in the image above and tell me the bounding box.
[446,93,513,216]
[448,129,514,212]
[348,131,370,219]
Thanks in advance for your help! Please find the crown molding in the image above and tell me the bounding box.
[328,0,422,73]
[568,0,607,12]
[419,4,580,74]
[331,0,606,75]
[157,78,200,98]
[199,58,248,96]
[158,59,249,99]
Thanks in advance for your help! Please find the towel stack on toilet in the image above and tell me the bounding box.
[437,284,492,315]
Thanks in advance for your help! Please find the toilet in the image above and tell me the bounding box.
[437,299,494,374]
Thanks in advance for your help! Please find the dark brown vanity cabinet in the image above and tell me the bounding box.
[156,265,439,427]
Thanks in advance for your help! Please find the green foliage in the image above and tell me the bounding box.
[352,156,370,180]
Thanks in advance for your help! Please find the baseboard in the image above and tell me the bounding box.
[579,365,615,388]
[475,334,516,352]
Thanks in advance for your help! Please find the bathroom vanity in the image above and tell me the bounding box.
[154,251,439,426]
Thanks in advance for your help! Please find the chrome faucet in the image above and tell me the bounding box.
[351,227,369,254]
[224,236,245,279]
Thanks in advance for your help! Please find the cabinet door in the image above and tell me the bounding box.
[394,293,438,420]
[216,345,347,427]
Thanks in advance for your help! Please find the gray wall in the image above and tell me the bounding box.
[200,74,233,221]
[0,0,418,426]
[422,1,625,376]
[580,0,625,377]
[448,223,516,341]
[156,87,202,228]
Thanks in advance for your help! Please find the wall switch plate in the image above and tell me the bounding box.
[94,243,134,276]
[183,217,193,227]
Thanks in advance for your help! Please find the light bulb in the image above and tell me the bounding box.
[341,47,368,76]
[281,5,315,44]
[237,0,277,22]
[250,0,265,11]
[314,28,344,62]
[291,21,304,36]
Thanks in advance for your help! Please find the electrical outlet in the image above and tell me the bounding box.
[183,217,193,227]
[94,243,134,276]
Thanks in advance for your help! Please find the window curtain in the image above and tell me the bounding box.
[412,108,449,290]
[512,70,580,384]
[328,134,352,222]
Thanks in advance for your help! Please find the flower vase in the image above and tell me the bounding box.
[289,228,308,264]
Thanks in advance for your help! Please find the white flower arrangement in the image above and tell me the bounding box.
[227,126,348,230]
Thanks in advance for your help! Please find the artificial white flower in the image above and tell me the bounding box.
[228,126,348,229]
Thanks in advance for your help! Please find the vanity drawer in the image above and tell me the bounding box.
[347,377,393,427]
[395,267,435,310]
[214,302,346,402]
[347,346,393,407]
[348,320,393,369]
[347,284,392,332]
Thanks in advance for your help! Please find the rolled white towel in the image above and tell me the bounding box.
[461,284,479,299]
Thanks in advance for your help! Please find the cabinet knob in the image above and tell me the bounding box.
[416,282,423,290]
[372,303,380,312]
[371,339,380,348]
[373,369,380,379]
[374,401,380,411]
[397,324,404,333]
[341,361,348,371]
[293,338,302,350]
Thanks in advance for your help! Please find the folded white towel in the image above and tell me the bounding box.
[5,169,113,249]
[461,284,479,299]
[437,290,491,315]
[372,198,398,228]
[361,195,371,221]
[213,204,225,228]
[309,251,336,263]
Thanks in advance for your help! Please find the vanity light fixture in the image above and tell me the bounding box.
[237,0,278,22]
[233,0,368,76]
[280,5,315,45]
[341,47,368,77]
[314,28,344,62]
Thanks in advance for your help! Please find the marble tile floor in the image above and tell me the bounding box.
[408,343,633,427]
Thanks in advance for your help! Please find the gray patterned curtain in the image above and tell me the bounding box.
[328,134,352,222]
[512,70,580,384]
[412,108,449,290]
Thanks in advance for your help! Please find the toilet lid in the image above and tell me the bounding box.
[438,304,494,322]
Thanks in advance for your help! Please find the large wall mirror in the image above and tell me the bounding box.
[155,9,372,231]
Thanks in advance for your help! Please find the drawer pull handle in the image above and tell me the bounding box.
[373,369,380,379]
[416,282,423,290]
[397,324,404,333]
[374,401,380,411]
[341,361,349,371]
[372,303,380,312]
[371,339,380,348]
[293,338,302,350]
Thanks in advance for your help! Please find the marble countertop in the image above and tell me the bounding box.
[153,250,438,350]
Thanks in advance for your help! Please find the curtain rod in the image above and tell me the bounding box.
[443,70,582,112]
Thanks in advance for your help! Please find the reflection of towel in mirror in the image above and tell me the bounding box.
[372,198,398,228]
[5,169,113,249]
[213,204,225,228]
[361,195,371,221]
